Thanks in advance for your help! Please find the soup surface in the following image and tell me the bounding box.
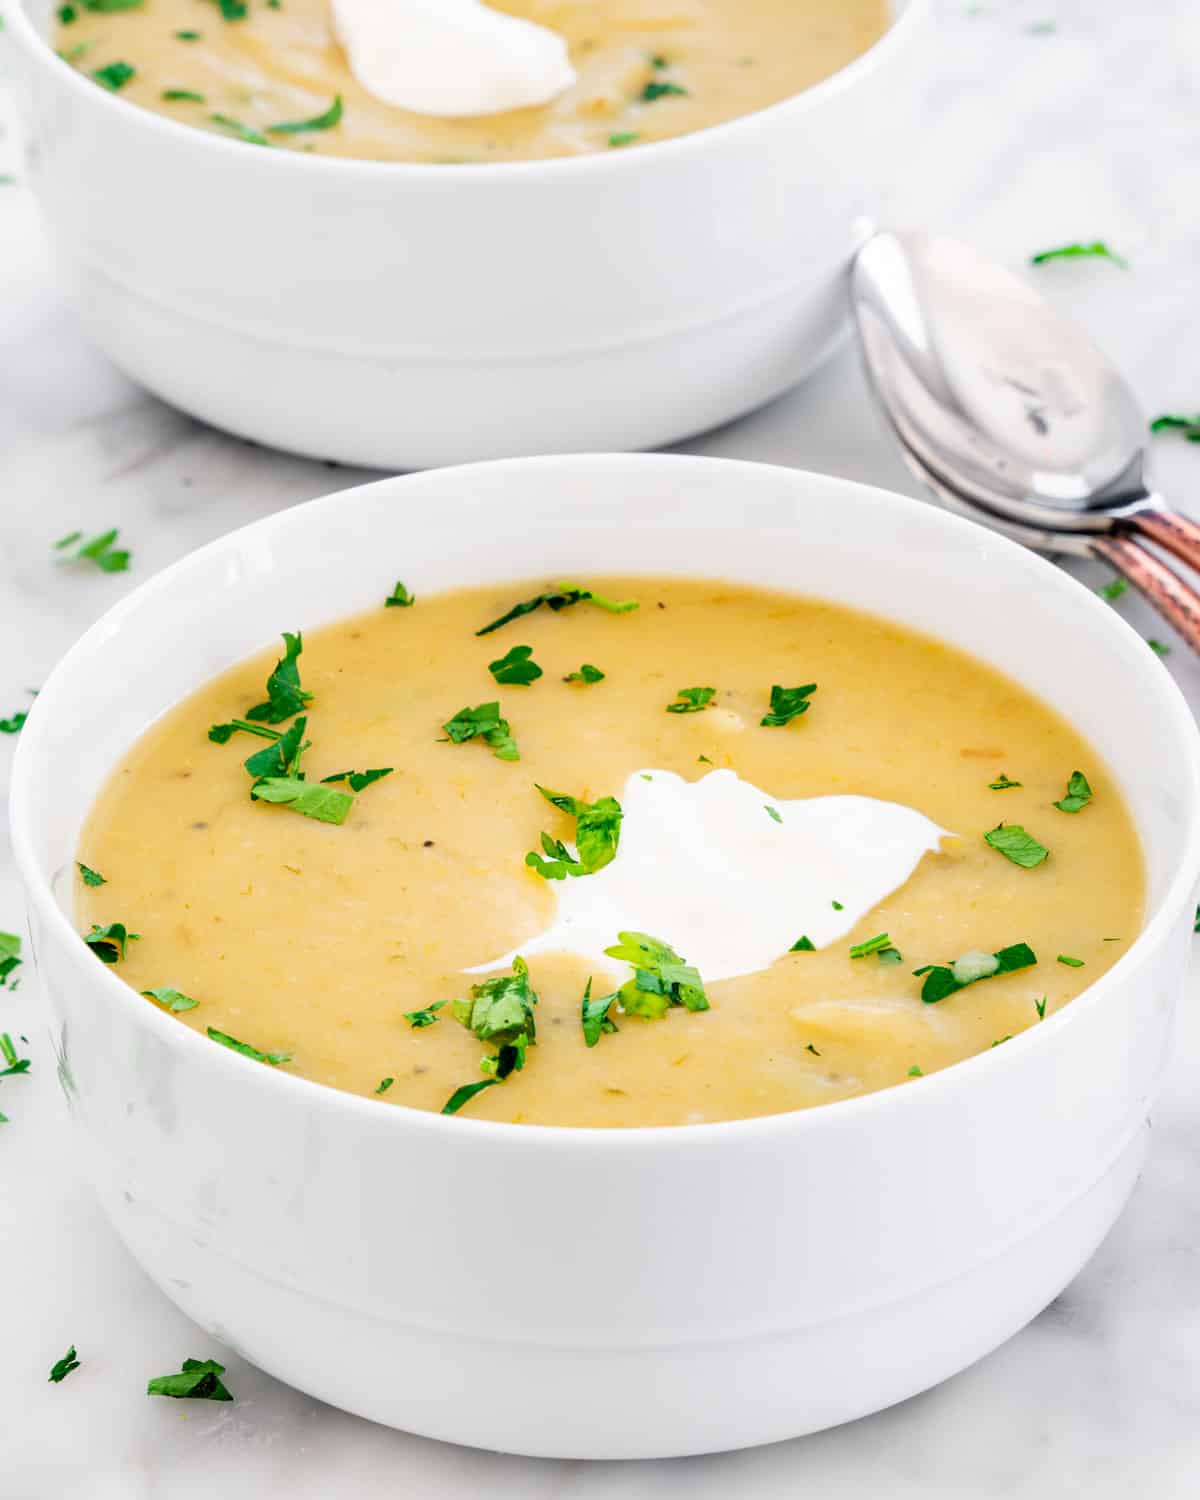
[78,577,1143,1127]
[54,0,890,163]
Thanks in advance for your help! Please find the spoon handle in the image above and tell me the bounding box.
[1091,534,1200,654]
[1124,508,1200,575]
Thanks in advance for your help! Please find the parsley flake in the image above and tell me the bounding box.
[604,931,708,1019]
[988,774,1022,790]
[849,932,893,959]
[666,686,715,714]
[564,663,605,684]
[1034,995,1048,1018]
[913,941,1037,1003]
[1149,414,1200,441]
[246,632,312,723]
[449,958,539,1092]
[832,900,844,911]
[48,1346,81,1383]
[403,1000,445,1029]
[1053,770,1093,813]
[488,644,543,687]
[77,863,107,887]
[375,1077,394,1094]
[642,79,689,100]
[93,60,136,90]
[147,1358,233,1401]
[319,767,393,793]
[54,527,130,572]
[526,785,622,879]
[210,112,270,146]
[142,987,199,1013]
[1097,575,1128,601]
[209,0,246,19]
[251,778,353,824]
[760,683,817,727]
[0,709,28,734]
[581,976,620,1047]
[441,702,519,761]
[162,88,205,102]
[442,1078,500,1115]
[608,131,640,147]
[175,28,202,39]
[0,932,22,987]
[1149,638,1171,657]
[907,1065,923,1077]
[82,0,145,9]
[984,823,1049,868]
[789,936,815,952]
[385,579,414,608]
[476,584,637,636]
[1030,241,1128,269]
[1057,954,1085,967]
[207,1027,291,1065]
[765,804,782,824]
[267,94,343,134]
[84,922,137,963]
[0,1032,29,1077]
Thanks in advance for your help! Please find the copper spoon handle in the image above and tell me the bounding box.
[1091,533,1200,654]
[1124,508,1200,575]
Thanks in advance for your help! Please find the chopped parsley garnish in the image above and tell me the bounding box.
[1034,995,1048,1018]
[914,941,1037,1003]
[760,683,817,727]
[84,922,137,963]
[1057,954,1085,967]
[642,79,689,101]
[0,932,22,987]
[210,113,269,146]
[54,527,130,572]
[209,0,246,19]
[242,716,308,779]
[488,644,543,686]
[666,686,714,714]
[1149,638,1171,657]
[525,784,622,880]
[162,88,206,102]
[247,632,312,723]
[175,28,202,38]
[581,977,620,1047]
[697,754,712,765]
[789,935,815,952]
[564,663,605,684]
[907,1065,923,1077]
[93,60,136,90]
[850,932,893,959]
[77,863,106,887]
[0,709,28,734]
[207,1027,291,1065]
[48,1346,81,1383]
[476,584,638,636]
[1030,241,1128,269]
[832,900,844,911]
[142,987,199,1013]
[1149,414,1200,441]
[385,579,414,608]
[877,946,904,965]
[984,823,1049,868]
[765,804,782,824]
[57,3,77,19]
[450,958,538,1088]
[0,1033,30,1077]
[251,777,353,824]
[82,0,145,9]
[442,1078,499,1115]
[991,1035,1013,1048]
[375,1077,394,1094]
[319,767,393,793]
[207,716,281,746]
[1194,903,1200,933]
[1097,575,1128,601]
[804,1042,821,1057]
[441,702,519,761]
[1053,770,1093,813]
[603,931,708,1019]
[267,95,343,134]
[988,774,1022,790]
[403,1000,445,1029]
[608,131,640,147]
[147,1358,233,1401]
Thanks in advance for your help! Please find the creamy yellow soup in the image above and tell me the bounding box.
[77,578,1143,1127]
[55,0,890,163]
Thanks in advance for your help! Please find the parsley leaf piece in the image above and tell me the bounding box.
[82,0,145,9]
[907,1065,923,1077]
[1149,638,1171,657]
[84,922,137,963]
[1057,954,1085,967]
[48,1346,80,1383]
[77,863,107,887]
[666,686,715,715]
[1030,241,1128,269]
[244,716,308,779]
[765,804,782,824]
[849,932,892,959]
[581,977,620,1047]
[641,79,689,100]
[0,1032,30,1076]
[246,632,312,723]
[564,663,605,684]
[162,88,206,102]
[760,682,817,727]
[526,785,622,880]
[147,1357,233,1401]
[0,931,23,987]
[267,96,343,136]
[1150,413,1200,441]
[1194,904,1200,933]
[207,1027,291,1065]
[988,774,1022,790]
[175,28,202,39]
[403,1000,445,1029]
[0,710,28,734]
[475,584,638,636]
[55,527,130,571]
[488,644,543,687]
[441,702,519,761]
[608,131,639,147]
[984,823,1049,868]
[1053,770,1093,814]
[209,0,246,19]
[442,1078,500,1115]
[1097,575,1128,601]
[789,935,815,952]
[210,112,270,145]
[832,900,844,911]
[375,1077,394,1094]
[142,987,199,1013]
[877,946,904,965]
[319,767,393,793]
[207,717,282,746]
[449,959,539,1085]
[93,60,136,90]
[604,931,708,1018]
[58,3,77,19]
[913,941,1037,1003]
[250,777,353,824]
[1034,995,1048,1019]
[385,579,414,608]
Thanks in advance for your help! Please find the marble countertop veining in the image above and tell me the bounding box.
[5,1,1200,1494]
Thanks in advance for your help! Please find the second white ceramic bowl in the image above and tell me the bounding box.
[12,455,1200,1457]
[2,0,928,467]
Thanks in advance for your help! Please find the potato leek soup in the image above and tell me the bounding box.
[76,577,1143,1128]
[54,0,890,164]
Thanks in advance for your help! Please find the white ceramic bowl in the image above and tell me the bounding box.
[12,454,1200,1459]
[2,0,928,468]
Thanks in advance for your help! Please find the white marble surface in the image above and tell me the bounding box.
[5,0,1200,1493]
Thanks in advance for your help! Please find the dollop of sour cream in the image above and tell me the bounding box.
[470,769,949,985]
[331,0,577,117]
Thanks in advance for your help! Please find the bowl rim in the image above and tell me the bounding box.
[1,0,928,183]
[12,451,1200,1151]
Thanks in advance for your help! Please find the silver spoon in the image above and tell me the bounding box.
[850,228,1200,652]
